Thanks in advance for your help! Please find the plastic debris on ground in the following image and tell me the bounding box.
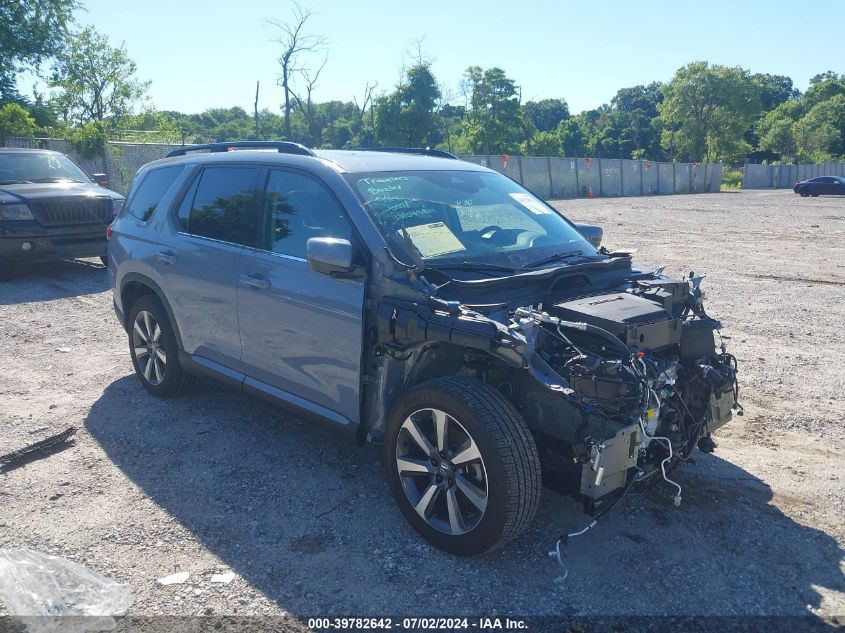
[209,571,235,584]
[0,549,131,632]
[156,571,189,586]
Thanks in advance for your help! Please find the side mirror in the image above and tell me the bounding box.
[306,237,355,276]
[574,223,603,248]
[92,173,109,188]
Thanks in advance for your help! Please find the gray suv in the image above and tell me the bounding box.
[109,141,739,555]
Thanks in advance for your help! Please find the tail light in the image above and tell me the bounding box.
[106,222,113,240]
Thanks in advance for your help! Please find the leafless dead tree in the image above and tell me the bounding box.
[292,53,328,144]
[266,3,326,140]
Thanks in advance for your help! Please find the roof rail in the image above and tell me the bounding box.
[352,147,459,160]
[166,141,315,158]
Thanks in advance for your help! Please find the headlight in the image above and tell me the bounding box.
[0,204,34,220]
[112,198,124,217]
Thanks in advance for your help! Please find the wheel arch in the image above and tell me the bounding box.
[120,274,184,352]
[365,341,528,441]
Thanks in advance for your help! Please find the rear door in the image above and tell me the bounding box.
[237,168,365,425]
[156,164,261,371]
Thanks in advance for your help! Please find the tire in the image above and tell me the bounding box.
[811,193,820,197]
[0,259,14,281]
[127,295,194,397]
[385,377,541,555]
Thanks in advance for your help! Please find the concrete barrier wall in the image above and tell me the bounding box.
[3,137,723,198]
[743,162,845,189]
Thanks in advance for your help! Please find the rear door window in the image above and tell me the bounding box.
[177,166,261,247]
[125,166,185,221]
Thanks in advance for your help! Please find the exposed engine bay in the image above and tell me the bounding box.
[368,254,741,516]
[509,272,741,510]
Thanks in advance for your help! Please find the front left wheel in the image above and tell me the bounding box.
[385,377,541,556]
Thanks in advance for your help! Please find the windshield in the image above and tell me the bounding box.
[0,152,91,184]
[349,169,596,269]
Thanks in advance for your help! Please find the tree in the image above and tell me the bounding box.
[267,4,326,140]
[752,73,798,112]
[0,0,80,102]
[521,130,561,156]
[612,82,663,116]
[658,62,761,162]
[523,98,569,133]
[375,62,441,146]
[0,102,36,140]
[49,26,149,127]
[793,94,845,161]
[456,66,522,154]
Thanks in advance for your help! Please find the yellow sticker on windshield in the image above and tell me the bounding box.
[509,192,551,215]
[401,222,466,258]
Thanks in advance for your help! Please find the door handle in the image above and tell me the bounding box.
[156,250,176,265]
[239,273,270,289]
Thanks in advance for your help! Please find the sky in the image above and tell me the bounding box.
[19,0,845,116]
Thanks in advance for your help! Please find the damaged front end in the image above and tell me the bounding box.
[365,249,740,518]
[511,271,741,512]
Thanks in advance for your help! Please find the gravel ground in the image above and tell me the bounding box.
[0,190,843,624]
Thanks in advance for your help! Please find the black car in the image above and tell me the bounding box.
[793,175,845,197]
[0,148,124,280]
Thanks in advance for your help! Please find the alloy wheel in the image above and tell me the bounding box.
[395,408,488,536]
[132,310,167,386]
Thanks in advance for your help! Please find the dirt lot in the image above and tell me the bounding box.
[1,190,843,623]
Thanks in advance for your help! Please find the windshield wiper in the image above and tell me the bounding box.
[30,177,86,183]
[428,261,520,275]
[0,179,34,185]
[522,250,591,269]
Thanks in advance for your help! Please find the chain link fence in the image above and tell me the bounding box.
[3,137,723,198]
[742,162,845,189]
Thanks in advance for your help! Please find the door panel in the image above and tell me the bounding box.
[237,168,365,424]
[237,251,365,422]
[158,233,243,364]
[157,165,260,369]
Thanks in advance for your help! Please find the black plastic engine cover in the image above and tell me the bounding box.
[554,292,668,335]
[554,292,681,350]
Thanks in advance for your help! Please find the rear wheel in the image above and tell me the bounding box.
[385,377,541,555]
[127,295,194,397]
[811,193,820,197]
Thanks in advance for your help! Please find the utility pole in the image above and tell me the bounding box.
[254,81,260,140]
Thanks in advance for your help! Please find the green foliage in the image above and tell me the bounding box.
[49,25,149,126]
[523,99,569,133]
[67,121,108,158]
[521,130,561,156]
[453,66,522,154]
[756,73,845,162]
[721,169,742,190]
[658,62,761,162]
[0,0,79,102]
[0,102,36,140]
[375,63,441,146]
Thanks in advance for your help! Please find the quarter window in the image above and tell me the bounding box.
[126,166,184,221]
[178,166,260,247]
[263,170,351,258]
